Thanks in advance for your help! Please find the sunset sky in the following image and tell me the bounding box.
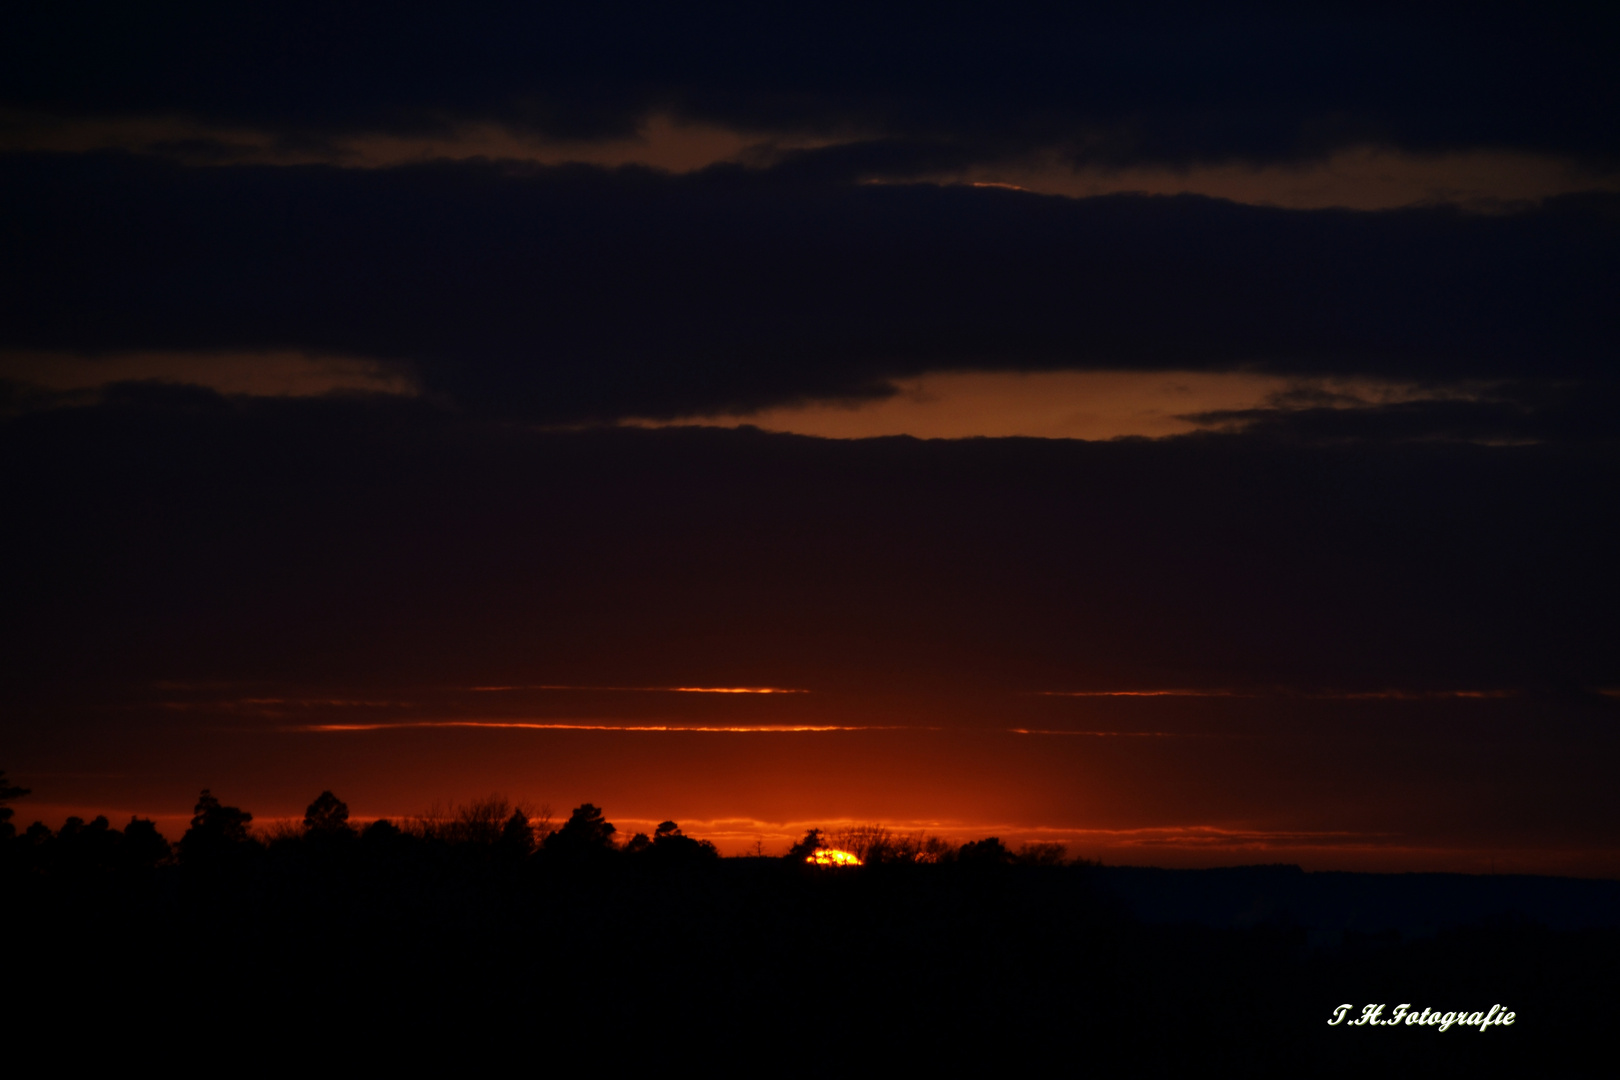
[2,4,1616,873]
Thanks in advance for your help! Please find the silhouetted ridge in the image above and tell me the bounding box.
[3,783,1614,1071]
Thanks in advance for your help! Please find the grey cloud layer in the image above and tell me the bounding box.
[5,4,1617,167]
[3,153,1615,424]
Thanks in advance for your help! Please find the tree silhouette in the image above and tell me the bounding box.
[121,817,171,870]
[957,837,1013,866]
[498,808,535,856]
[179,789,255,864]
[785,828,824,862]
[0,770,29,843]
[649,821,718,863]
[54,815,122,873]
[544,803,617,855]
[452,796,518,845]
[359,817,407,860]
[1015,842,1068,866]
[303,790,354,837]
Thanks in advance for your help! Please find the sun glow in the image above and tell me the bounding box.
[807,848,863,867]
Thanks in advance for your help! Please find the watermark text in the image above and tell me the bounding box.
[1328,1003,1514,1031]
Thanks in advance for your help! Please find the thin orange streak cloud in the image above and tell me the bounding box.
[1036,689,1516,700]
[1337,690,1516,700]
[295,721,1196,736]
[1064,826,1384,844]
[238,698,402,706]
[469,685,808,694]
[1008,729,1200,737]
[297,720,898,733]
[1036,690,1243,698]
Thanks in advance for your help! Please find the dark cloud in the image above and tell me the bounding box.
[4,4,1616,166]
[754,139,988,184]
[3,152,1615,422]
[1185,381,1620,447]
[3,390,1614,701]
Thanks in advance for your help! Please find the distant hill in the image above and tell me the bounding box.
[1095,864,1620,939]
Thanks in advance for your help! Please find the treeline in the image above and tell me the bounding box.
[4,770,1609,1073]
[0,774,1082,877]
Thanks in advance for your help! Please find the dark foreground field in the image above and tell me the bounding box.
[6,823,1615,1075]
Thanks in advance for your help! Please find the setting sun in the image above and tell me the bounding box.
[807,848,862,867]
